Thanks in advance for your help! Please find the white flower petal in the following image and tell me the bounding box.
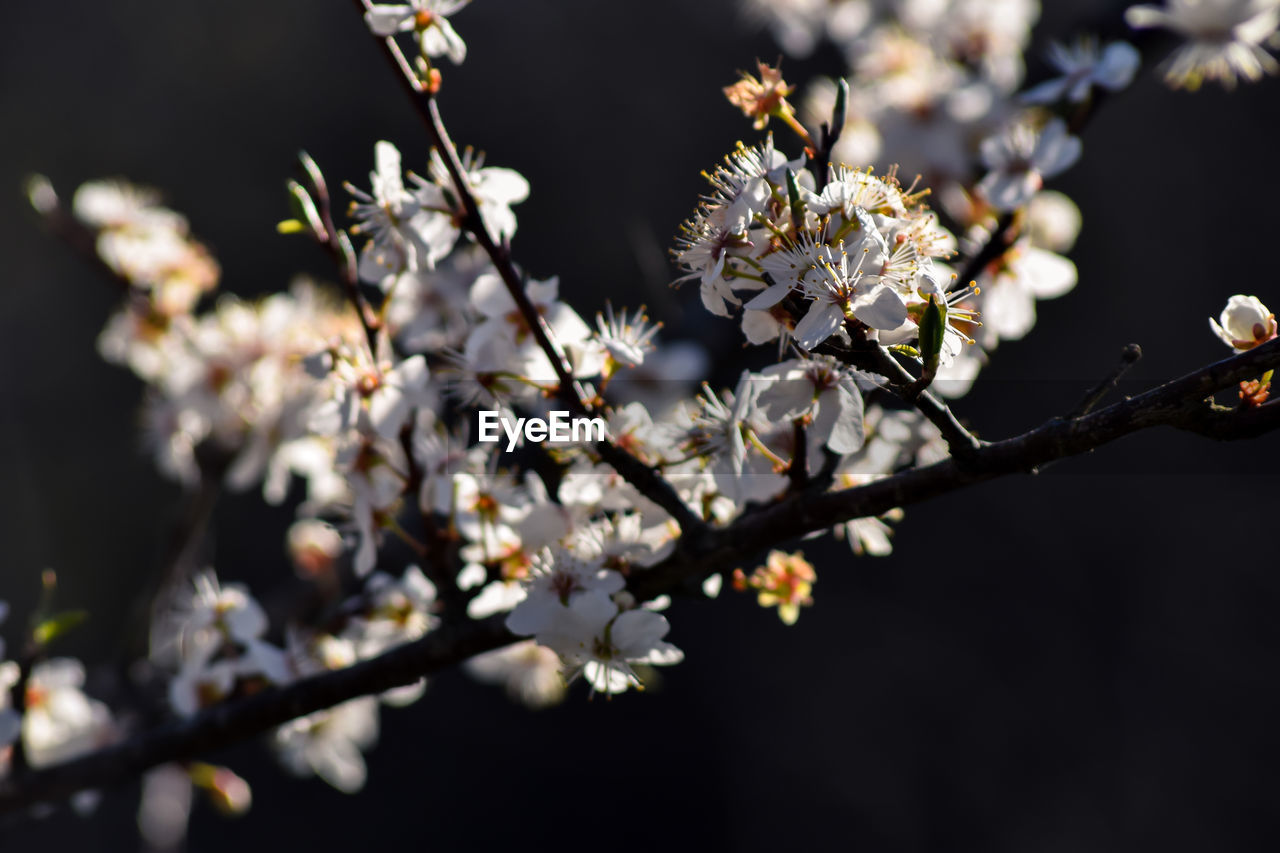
[793,301,844,349]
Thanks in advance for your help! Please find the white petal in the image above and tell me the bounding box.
[313,740,368,794]
[757,376,817,421]
[610,609,670,656]
[851,286,908,330]
[475,167,530,205]
[1096,41,1141,89]
[1020,78,1071,105]
[744,282,793,310]
[469,272,517,317]
[793,301,844,349]
[420,18,467,64]
[364,7,413,36]
[819,384,865,455]
[1123,5,1170,30]
[373,141,405,199]
[978,171,1036,211]
[741,309,781,344]
[1033,120,1082,178]
[1020,248,1078,299]
[985,280,1036,340]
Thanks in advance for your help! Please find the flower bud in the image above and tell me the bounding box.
[1210,295,1277,351]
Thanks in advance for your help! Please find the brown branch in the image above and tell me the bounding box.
[1068,343,1143,419]
[627,336,1280,599]
[820,340,983,460]
[0,614,515,815]
[865,345,983,459]
[4,339,1278,814]
[27,179,151,312]
[788,419,809,489]
[810,79,848,192]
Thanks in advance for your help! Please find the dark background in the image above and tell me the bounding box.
[2,1,1279,850]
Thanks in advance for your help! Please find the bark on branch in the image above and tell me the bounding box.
[3,339,1276,815]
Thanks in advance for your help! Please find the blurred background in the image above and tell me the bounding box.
[2,0,1279,850]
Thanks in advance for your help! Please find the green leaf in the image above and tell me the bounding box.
[32,610,87,647]
[919,294,946,372]
[832,79,848,133]
[785,168,806,232]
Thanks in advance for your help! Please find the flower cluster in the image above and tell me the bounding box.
[733,550,817,625]
[676,141,969,360]
[10,0,1278,831]
[0,599,115,781]
[735,0,1147,396]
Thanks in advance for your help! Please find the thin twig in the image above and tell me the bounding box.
[353,17,709,540]
[788,419,809,490]
[0,615,516,815]
[303,154,382,357]
[119,446,230,668]
[956,210,1017,287]
[825,342,983,460]
[810,79,848,192]
[869,346,982,456]
[1068,343,1143,419]
[28,181,151,311]
[6,644,38,779]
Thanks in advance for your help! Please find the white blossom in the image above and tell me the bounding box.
[978,118,1082,211]
[465,640,566,708]
[364,0,470,64]
[20,658,115,769]
[1126,0,1280,89]
[274,697,380,793]
[1022,39,1141,104]
[348,140,455,284]
[1209,294,1277,350]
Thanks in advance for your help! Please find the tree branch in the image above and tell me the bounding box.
[0,615,516,816]
[863,345,984,459]
[1067,343,1143,419]
[4,338,1277,813]
[627,337,1280,598]
[819,340,984,459]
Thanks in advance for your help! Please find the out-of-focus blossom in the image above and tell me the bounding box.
[1022,38,1141,103]
[978,118,1081,211]
[364,0,470,64]
[1126,0,1280,89]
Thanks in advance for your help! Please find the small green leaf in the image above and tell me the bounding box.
[919,294,946,372]
[832,79,849,132]
[33,610,87,647]
[785,168,805,232]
